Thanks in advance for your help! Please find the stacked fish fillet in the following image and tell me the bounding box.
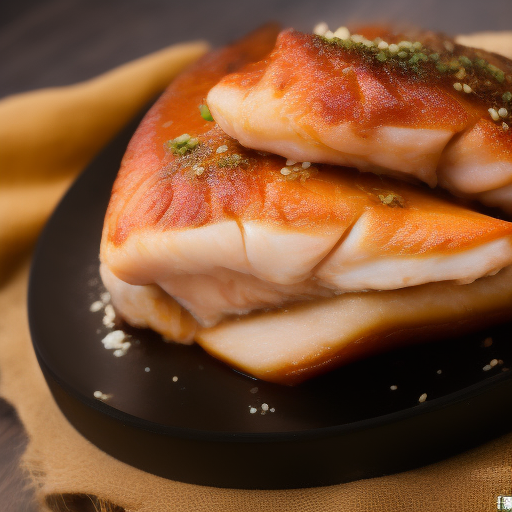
[100,24,512,384]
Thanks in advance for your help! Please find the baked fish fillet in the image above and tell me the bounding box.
[207,26,512,212]
[100,25,512,382]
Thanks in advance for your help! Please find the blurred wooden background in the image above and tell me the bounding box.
[2,0,512,510]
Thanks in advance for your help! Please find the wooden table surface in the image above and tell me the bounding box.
[2,1,512,510]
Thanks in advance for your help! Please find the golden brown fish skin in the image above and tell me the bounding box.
[103,24,281,247]
[219,29,471,130]
[220,27,512,129]
[207,27,512,210]
[102,24,512,263]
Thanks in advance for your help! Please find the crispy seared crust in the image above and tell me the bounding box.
[102,26,512,259]
[207,27,512,209]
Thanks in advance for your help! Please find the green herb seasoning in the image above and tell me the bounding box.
[165,134,199,155]
[199,104,214,122]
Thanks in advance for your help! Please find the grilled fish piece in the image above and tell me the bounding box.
[100,25,512,383]
[207,26,512,212]
[197,265,512,384]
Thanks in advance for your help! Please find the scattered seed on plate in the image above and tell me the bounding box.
[102,330,131,357]
[89,300,103,312]
[102,304,116,327]
[390,385,398,391]
[93,391,110,401]
[418,393,427,403]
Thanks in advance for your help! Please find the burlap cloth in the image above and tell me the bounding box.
[1,32,512,512]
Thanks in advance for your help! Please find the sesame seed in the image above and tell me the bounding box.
[453,82,463,91]
[302,162,311,169]
[412,41,422,50]
[418,393,427,403]
[398,40,413,49]
[455,68,466,80]
[172,376,178,382]
[490,359,499,367]
[388,44,399,54]
[333,26,350,40]
[94,391,109,401]
[249,407,257,414]
[437,369,442,375]
[270,408,275,413]
[193,164,205,176]
[324,30,334,40]
[261,403,269,411]
[462,84,472,93]
[250,387,259,394]
[102,304,116,327]
[350,34,364,43]
[489,108,500,121]
[286,159,297,165]
[503,122,509,131]
[145,367,150,372]
[390,385,397,391]
[102,330,126,350]
[100,292,111,304]
[498,108,508,118]
[93,391,102,398]
[377,41,389,50]
[483,364,492,371]
[216,145,228,153]
[89,300,104,313]
[313,22,329,36]
[280,168,292,175]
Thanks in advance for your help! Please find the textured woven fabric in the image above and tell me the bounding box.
[0,34,511,512]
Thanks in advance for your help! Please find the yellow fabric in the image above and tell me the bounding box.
[0,34,511,512]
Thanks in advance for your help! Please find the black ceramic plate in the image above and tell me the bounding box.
[29,107,512,489]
